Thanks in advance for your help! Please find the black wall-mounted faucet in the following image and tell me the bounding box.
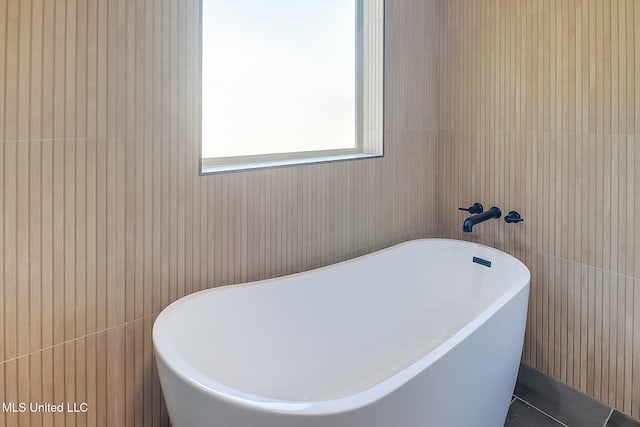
[463,206,502,232]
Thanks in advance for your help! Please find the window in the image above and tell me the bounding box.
[200,0,384,174]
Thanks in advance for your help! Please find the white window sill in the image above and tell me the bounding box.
[200,152,383,175]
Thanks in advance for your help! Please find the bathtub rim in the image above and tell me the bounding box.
[153,238,531,416]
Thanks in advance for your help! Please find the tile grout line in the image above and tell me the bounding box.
[602,408,614,427]
[513,396,570,427]
[0,224,442,367]
[0,312,159,366]
[440,224,640,282]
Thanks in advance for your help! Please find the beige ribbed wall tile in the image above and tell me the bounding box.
[0,317,162,427]
[633,275,640,418]
[27,141,42,357]
[3,140,18,361]
[3,0,18,141]
[0,0,5,140]
[0,0,439,425]
[439,131,639,280]
[438,0,640,418]
[0,0,203,142]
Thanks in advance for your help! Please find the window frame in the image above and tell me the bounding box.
[199,0,385,175]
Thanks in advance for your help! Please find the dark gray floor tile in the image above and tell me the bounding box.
[606,410,640,427]
[513,364,611,427]
[504,399,565,427]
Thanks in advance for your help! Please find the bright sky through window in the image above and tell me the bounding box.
[202,0,357,159]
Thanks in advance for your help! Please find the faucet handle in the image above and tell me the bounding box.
[504,211,524,223]
[458,203,484,214]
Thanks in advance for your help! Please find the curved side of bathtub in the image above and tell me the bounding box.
[156,286,529,427]
[155,256,530,427]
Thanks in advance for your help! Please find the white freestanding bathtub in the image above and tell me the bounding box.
[153,239,530,427]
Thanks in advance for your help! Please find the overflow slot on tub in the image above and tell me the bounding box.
[472,256,492,268]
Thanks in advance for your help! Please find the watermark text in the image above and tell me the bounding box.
[2,402,89,414]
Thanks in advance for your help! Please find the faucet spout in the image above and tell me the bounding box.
[463,206,502,232]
